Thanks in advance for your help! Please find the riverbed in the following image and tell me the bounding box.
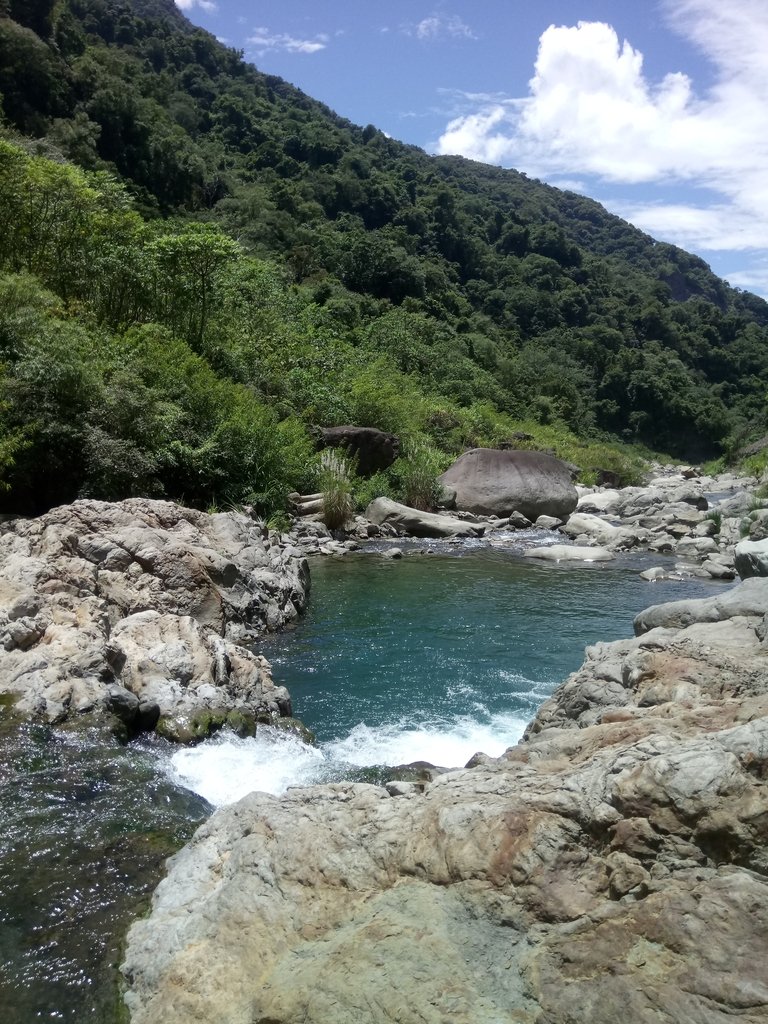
[0,543,731,1021]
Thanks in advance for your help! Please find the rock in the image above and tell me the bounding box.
[561,513,623,547]
[735,539,768,579]
[701,560,736,580]
[365,498,484,539]
[524,544,615,562]
[534,514,563,530]
[674,536,719,560]
[0,500,308,731]
[639,567,684,582]
[633,576,768,634]
[508,511,532,529]
[715,491,766,517]
[438,449,578,520]
[317,426,399,475]
[576,489,621,515]
[383,547,403,559]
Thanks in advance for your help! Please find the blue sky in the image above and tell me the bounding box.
[175,1,768,298]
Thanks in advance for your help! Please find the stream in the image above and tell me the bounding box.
[0,541,730,1021]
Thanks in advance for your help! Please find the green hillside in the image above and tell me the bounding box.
[1,0,766,514]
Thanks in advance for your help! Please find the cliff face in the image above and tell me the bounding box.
[122,578,768,1024]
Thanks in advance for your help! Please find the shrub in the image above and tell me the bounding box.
[353,471,392,512]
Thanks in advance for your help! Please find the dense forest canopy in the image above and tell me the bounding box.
[0,0,767,515]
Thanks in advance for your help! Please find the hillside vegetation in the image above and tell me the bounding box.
[1,0,767,514]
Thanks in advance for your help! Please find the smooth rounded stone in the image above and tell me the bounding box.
[634,576,768,634]
[576,489,622,515]
[524,544,614,562]
[438,448,578,520]
[383,547,404,559]
[0,500,309,730]
[701,560,736,580]
[534,514,563,530]
[106,684,140,724]
[561,513,647,550]
[735,538,768,579]
[715,490,767,517]
[647,534,676,553]
[674,535,719,559]
[640,567,685,582]
[365,498,484,539]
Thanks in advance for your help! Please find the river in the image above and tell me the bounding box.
[0,541,729,1021]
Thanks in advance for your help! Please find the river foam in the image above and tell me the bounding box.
[167,712,528,808]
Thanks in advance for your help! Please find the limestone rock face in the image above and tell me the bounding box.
[438,448,578,519]
[0,500,308,729]
[365,497,484,538]
[123,578,768,1024]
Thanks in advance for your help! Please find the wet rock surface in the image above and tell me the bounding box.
[0,499,309,733]
[123,574,768,1024]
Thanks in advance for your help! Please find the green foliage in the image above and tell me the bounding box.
[2,0,768,518]
[389,441,449,511]
[352,471,393,512]
[704,510,722,535]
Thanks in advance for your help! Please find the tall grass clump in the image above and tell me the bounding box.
[318,450,354,530]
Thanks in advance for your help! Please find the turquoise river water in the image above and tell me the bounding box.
[1,541,729,1021]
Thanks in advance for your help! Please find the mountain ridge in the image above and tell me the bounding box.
[1,0,767,514]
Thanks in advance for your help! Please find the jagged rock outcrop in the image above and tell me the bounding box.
[0,499,308,734]
[122,577,768,1024]
[438,448,578,519]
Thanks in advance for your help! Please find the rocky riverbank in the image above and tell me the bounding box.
[122,568,768,1022]
[0,499,309,740]
[288,465,767,584]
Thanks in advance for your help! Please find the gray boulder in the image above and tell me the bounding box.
[634,576,768,634]
[437,448,578,520]
[365,498,484,539]
[735,538,768,579]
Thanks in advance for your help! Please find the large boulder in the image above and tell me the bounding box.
[317,426,399,476]
[437,449,578,520]
[365,497,484,539]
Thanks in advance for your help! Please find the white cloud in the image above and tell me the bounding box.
[723,261,768,294]
[247,27,329,56]
[175,0,217,12]
[435,1,768,263]
[403,13,477,41]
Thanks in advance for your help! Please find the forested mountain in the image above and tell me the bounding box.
[1,0,767,515]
